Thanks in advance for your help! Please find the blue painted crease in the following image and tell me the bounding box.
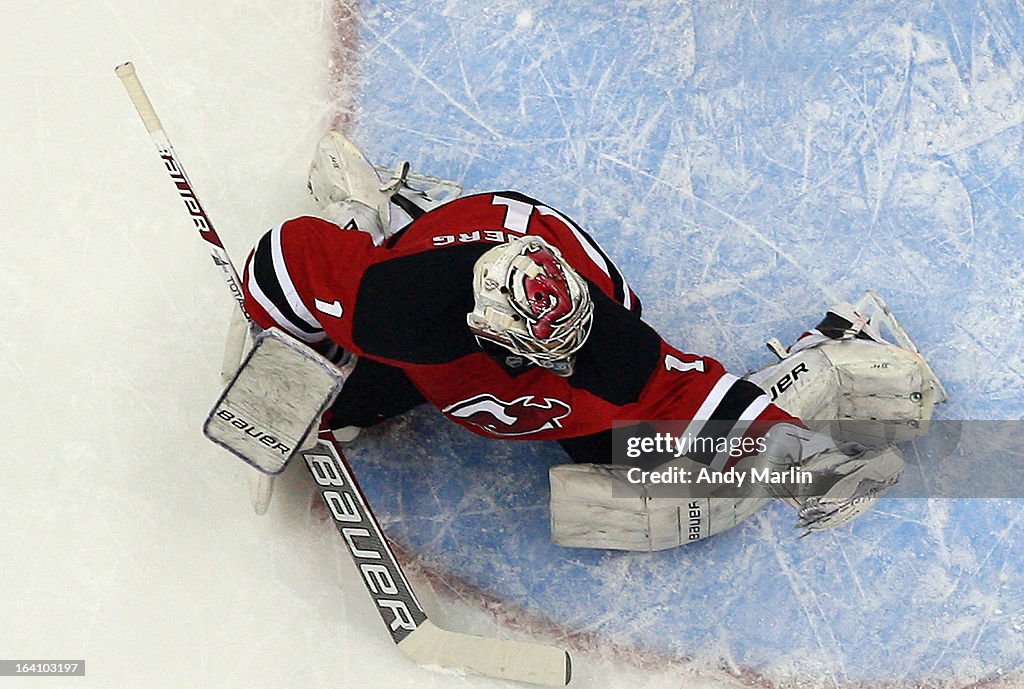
[343,1,1024,684]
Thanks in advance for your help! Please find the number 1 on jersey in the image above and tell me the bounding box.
[492,195,533,233]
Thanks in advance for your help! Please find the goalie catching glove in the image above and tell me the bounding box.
[762,434,905,533]
[757,423,905,532]
[782,444,904,532]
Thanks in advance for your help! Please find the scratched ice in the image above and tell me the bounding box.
[343,2,1024,687]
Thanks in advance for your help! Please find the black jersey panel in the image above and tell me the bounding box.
[353,243,489,364]
[568,285,660,406]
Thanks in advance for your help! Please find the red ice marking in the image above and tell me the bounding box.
[329,0,360,133]
[335,513,797,689]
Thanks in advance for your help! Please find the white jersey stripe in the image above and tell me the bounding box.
[709,394,772,471]
[270,224,324,332]
[246,268,327,344]
[622,280,633,310]
[536,206,610,277]
[679,373,739,441]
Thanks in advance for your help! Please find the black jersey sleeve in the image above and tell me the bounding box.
[567,285,661,406]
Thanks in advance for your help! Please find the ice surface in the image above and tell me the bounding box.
[4,1,1024,688]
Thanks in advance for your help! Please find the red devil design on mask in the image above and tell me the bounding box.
[519,245,573,340]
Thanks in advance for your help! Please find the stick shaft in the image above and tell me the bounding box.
[115,61,250,321]
[115,62,163,132]
[115,63,569,684]
[114,55,424,642]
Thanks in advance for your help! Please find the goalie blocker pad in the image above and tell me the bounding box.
[204,328,348,475]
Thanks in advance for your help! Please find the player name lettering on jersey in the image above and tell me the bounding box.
[432,229,522,246]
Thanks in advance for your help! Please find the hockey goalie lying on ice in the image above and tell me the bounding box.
[207,131,947,551]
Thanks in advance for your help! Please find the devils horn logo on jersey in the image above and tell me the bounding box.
[519,245,573,340]
[444,393,572,437]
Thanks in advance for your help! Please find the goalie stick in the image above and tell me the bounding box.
[115,61,571,686]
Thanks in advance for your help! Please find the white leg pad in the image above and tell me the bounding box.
[747,339,939,446]
[204,328,349,475]
[320,199,388,245]
[549,463,767,551]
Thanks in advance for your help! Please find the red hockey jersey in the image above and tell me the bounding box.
[242,191,798,468]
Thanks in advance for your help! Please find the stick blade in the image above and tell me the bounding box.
[398,620,571,686]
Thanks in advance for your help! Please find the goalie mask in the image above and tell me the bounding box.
[467,236,593,377]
